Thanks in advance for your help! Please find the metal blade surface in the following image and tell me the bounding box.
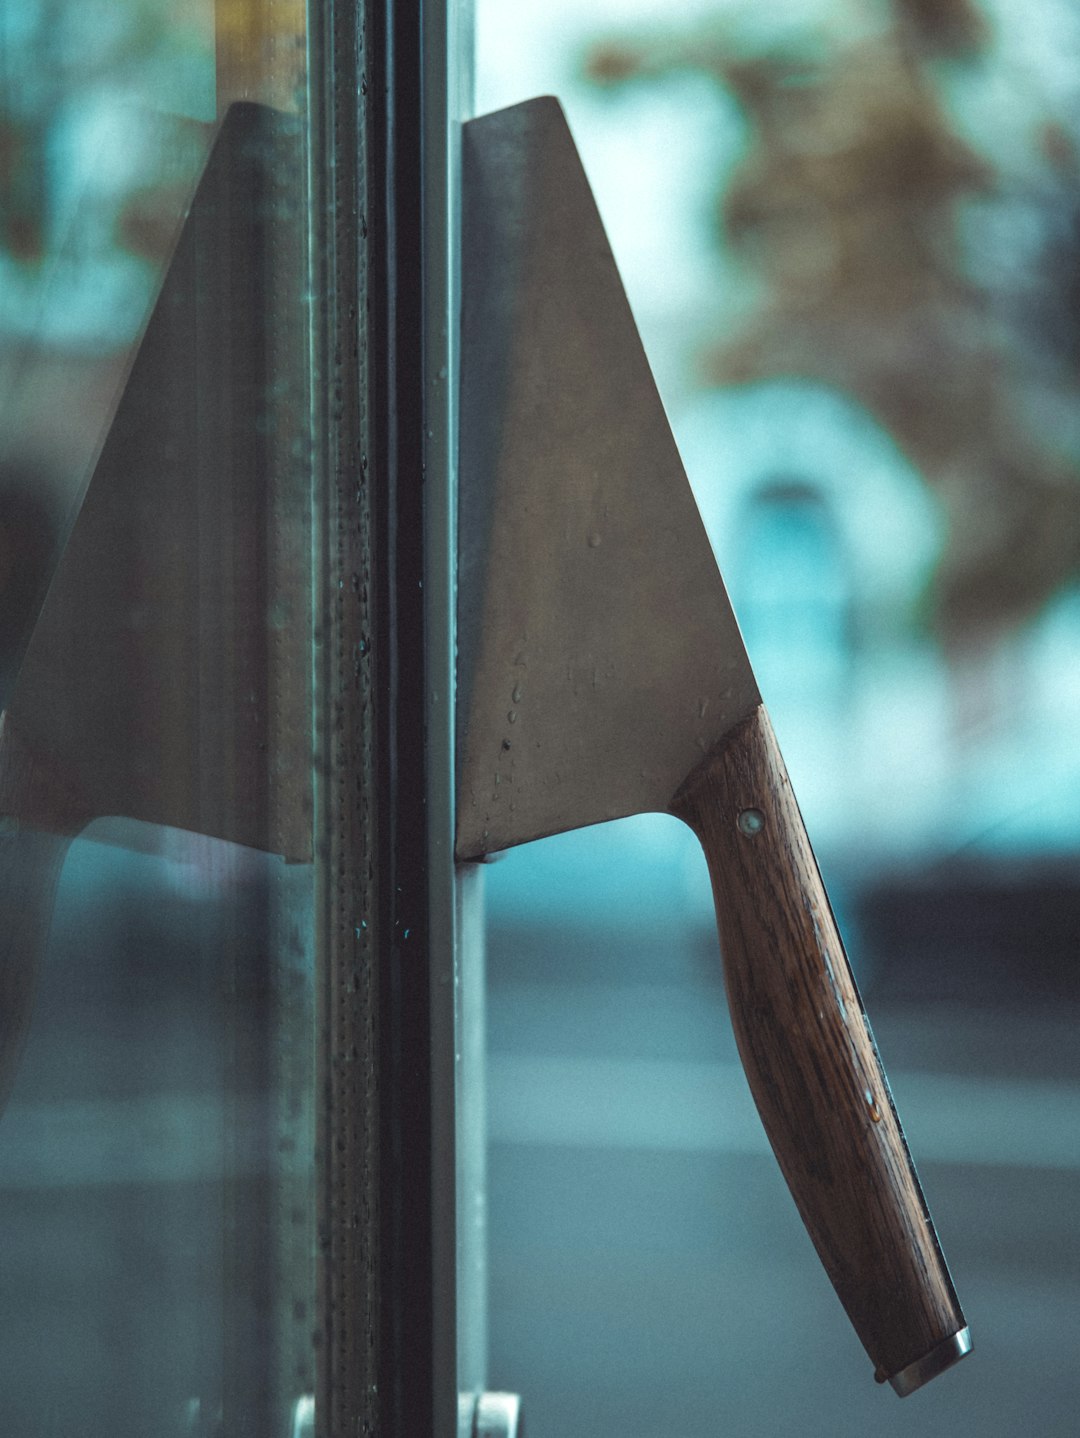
[4,103,312,861]
[457,98,759,859]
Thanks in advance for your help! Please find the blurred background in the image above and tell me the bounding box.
[475,0,1080,1434]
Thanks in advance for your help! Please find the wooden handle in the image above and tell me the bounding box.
[0,713,84,1114]
[671,704,969,1393]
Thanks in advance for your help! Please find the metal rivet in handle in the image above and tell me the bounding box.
[737,807,765,837]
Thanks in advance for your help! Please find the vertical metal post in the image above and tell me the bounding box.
[421,0,485,1424]
[309,1,477,1433]
[308,2,384,1433]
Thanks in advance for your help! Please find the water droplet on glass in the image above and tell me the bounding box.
[865,1090,882,1122]
[587,532,601,548]
[511,683,522,703]
[698,698,709,719]
[501,739,511,751]
[507,710,518,724]
[737,808,765,837]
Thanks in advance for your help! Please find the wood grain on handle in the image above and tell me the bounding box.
[0,713,85,1114]
[671,703,968,1391]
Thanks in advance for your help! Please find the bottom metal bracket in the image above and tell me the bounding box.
[291,1395,315,1437]
[459,1391,524,1438]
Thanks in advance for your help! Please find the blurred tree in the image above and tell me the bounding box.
[586,0,1080,645]
[215,0,306,112]
[0,116,47,263]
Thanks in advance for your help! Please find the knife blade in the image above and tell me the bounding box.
[0,102,311,1111]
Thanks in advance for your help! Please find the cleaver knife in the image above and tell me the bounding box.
[0,103,310,1110]
[456,97,970,1396]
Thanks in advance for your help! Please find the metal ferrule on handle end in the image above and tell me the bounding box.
[878,1327,972,1396]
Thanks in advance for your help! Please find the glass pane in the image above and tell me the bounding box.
[0,6,315,1435]
[475,4,1080,1435]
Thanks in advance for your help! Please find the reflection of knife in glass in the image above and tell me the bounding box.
[0,102,310,1110]
[455,97,969,1395]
